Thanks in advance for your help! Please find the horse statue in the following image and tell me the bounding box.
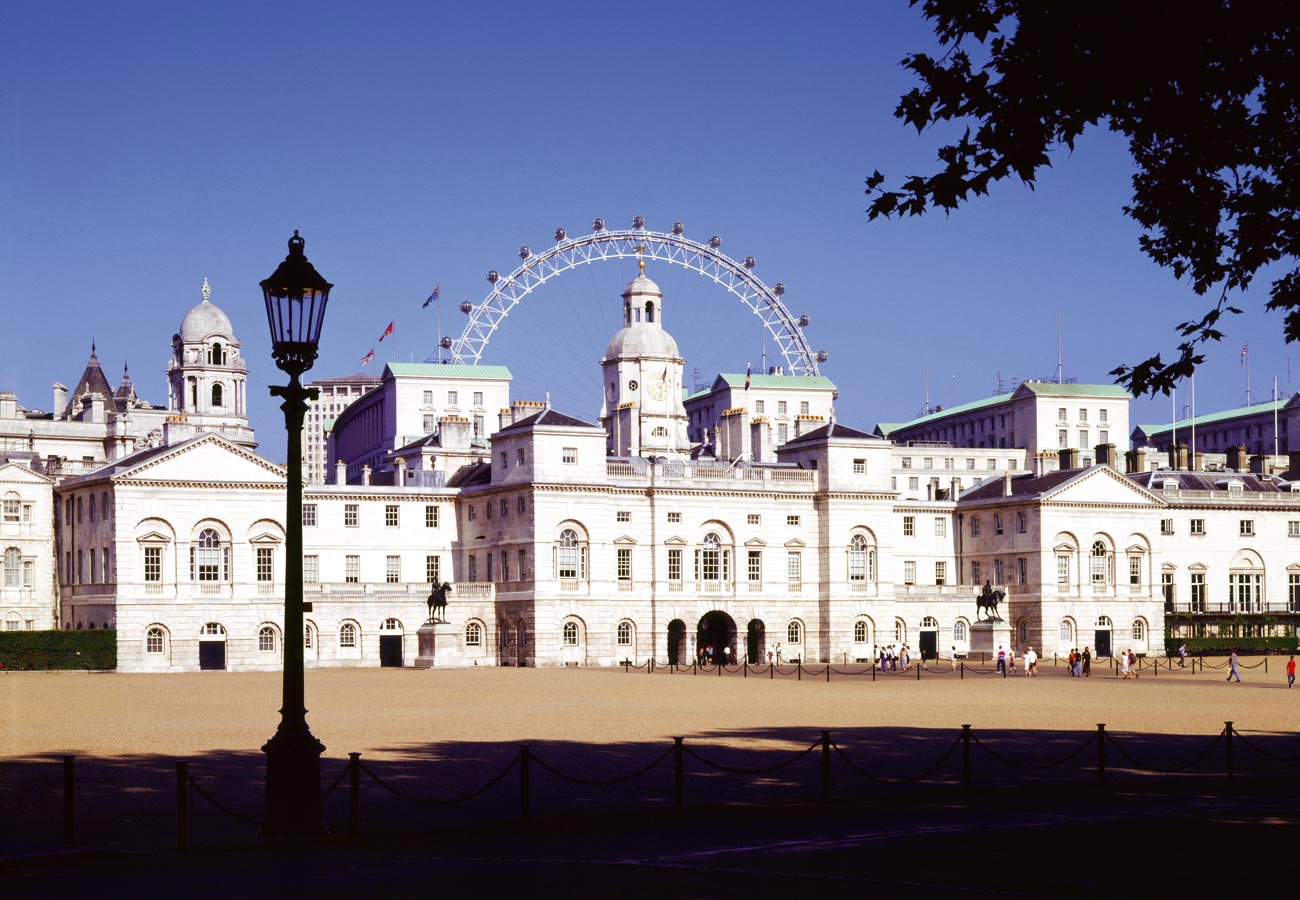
[426,581,452,623]
[975,581,1005,621]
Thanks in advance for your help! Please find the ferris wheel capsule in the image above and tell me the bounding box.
[439,336,453,349]
[671,221,684,235]
[554,227,566,242]
[797,314,811,328]
[632,215,645,229]
[593,217,605,232]
[460,301,473,314]
[519,245,531,260]
[815,350,829,363]
[743,256,756,269]
[773,282,786,296]
[486,270,498,284]
[708,235,721,249]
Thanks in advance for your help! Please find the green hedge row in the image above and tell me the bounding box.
[1165,636,1298,655]
[0,630,116,670]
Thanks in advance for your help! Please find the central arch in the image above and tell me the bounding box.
[442,223,824,375]
[697,610,738,665]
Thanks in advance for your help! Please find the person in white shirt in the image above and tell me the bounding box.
[1024,647,1038,676]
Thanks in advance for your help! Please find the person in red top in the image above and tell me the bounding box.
[1287,655,1295,689]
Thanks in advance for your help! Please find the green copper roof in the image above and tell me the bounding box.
[384,363,512,380]
[322,418,336,431]
[683,372,836,403]
[1018,382,1130,398]
[878,392,1015,434]
[1139,397,1288,439]
[879,382,1131,435]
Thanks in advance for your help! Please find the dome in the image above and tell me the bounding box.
[180,280,233,342]
[622,273,662,300]
[604,325,680,360]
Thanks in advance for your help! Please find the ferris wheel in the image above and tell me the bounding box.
[434,217,827,376]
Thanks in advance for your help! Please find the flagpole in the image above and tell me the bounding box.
[1274,376,1280,461]
[437,291,442,363]
[1190,374,1196,467]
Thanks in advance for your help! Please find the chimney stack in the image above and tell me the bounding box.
[1227,445,1248,472]
[52,383,67,416]
[394,456,407,487]
[335,459,347,485]
[1094,443,1117,468]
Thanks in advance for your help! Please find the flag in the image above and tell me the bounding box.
[744,363,751,391]
[378,321,394,342]
[1241,342,1248,366]
[359,348,375,366]
[422,284,440,309]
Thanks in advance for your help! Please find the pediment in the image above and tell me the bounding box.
[744,538,767,547]
[0,463,54,485]
[1188,562,1208,572]
[1043,466,1164,506]
[136,531,173,544]
[663,535,688,546]
[784,538,806,548]
[612,535,637,545]
[118,435,285,484]
[1125,544,1148,554]
[1053,542,1077,553]
[1287,564,1300,573]
[249,533,283,545]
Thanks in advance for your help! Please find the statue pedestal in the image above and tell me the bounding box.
[414,621,457,668]
[969,619,1012,657]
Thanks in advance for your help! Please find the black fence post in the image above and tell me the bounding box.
[770,663,775,680]
[1225,721,1234,778]
[348,752,361,839]
[743,662,748,679]
[961,725,971,790]
[1265,658,1269,674]
[797,663,803,681]
[693,661,697,676]
[673,737,684,809]
[872,661,876,682]
[826,664,831,683]
[718,659,723,677]
[916,661,921,681]
[821,731,832,802]
[62,755,75,845]
[960,661,964,680]
[519,745,531,821]
[1096,724,1106,784]
[175,760,189,852]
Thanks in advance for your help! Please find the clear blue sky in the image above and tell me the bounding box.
[1,1,1285,462]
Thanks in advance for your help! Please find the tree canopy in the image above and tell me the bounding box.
[866,1,1299,396]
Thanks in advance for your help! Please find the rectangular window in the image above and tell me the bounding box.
[934,517,946,538]
[908,476,919,490]
[386,555,400,583]
[468,555,478,582]
[994,515,1003,535]
[1079,429,1089,448]
[1190,519,1205,535]
[345,555,359,583]
[923,457,933,469]
[501,551,510,582]
[500,499,509,518]
[747,550,762,582]
[1162,572,1174,605]
[668,511,682,523]
[304,555,319,583]
[2,499,18,522]
[754,400,765,414]
[447,390,458,406]
[485,501,492,520]
[423,415,436,432]
[970,560,980,584]
[935,561,947,585]
[302,504,317,527]
[473,391,483,406]
[1017,557,1027,585]
[903,560,916,585]
[800,401,810,415]
[993,559,1004,583]
[966,458,975,470]
[144,546,162,583]
[422,390,433,405]
[1191,572,1206,610]
[1079,409,1088,423]
[1100,408,1109,423]
[1161,519,1174,535]
[426,505,439,528]
[777,424,788,444]
[1100,430,1109,445]
[1057,555,1069,584]
[426,555,440,583]
[668,548,682,581]
[385,504,399,527]
[617,548,632,582]
[901,457,912,469]
[518,549,527,579]
[787,515,800,526]
[777,401,787,415]
[468,506,476,521]
[517,496,527,513]
[971,517,981,537]
[903,516,915,537]
[1240,519,1254,536]
[747,513,760,525]
[853,458,866,474]
[473,415,485,437]
[787,551,801,584]
[616,511,631,523]
[562,447,578,465]
[257,547,274,583]
[1016,512,1027,534]
[1129,556,1141,585]
[89,497,94,521]
[1058,429,1068,448]
[1058,407,1067,421]
[517,449,526,465]
[344,504,359,527]
[1291,521,1300,537]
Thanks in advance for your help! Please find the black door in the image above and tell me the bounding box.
[199,641,225,671]
[1094,630,1111,658]
[747,620,766,664]
[379,634,403,667]
[920,630,938,660]
[667,620,686,666]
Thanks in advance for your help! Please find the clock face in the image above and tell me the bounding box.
[628,380,638,392]
[647,379,666,400]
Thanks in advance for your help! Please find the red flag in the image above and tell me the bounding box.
[378,321,394,342]
[359,348,375,366]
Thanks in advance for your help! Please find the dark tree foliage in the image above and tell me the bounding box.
[866,1,1299,396]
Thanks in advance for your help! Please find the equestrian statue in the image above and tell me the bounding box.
[975,581,1005,621]
[426,581,452,623]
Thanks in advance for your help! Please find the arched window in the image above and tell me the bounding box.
[211,383,224,407]
[1096,615,1112,627]
[208,342,226,365]
[787,621,802,644]
[3,547,19,588]
[617,621,633,646]
[921,616,939,629]
[1091,541,1112,584]
[146,627,165,654]
[895,618,907,643]
[465,621,482,646]
[554,528,587,580]
[853,620,870,643]
[2,492,19,522]
[848,534,870,582]
[563,621,579,646]
[953,619,968,642]
[381,618,403,632]
[652,426,668,437]
[645,301,655,323]
[340,622,357,648]
[697,532,730,583]
[258,626,277,652]
[1132,618,1147,642]
[193,528,227,582]
[1018,619,1028,642]
[304,622,315,649]
[200,622,225,637]
[1059,618,1075,643]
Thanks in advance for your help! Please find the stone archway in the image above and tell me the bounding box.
[746,619,766,664]
[697,610,738,665]
[667,619,687,666]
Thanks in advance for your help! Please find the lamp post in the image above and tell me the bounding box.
[260,230,332,836]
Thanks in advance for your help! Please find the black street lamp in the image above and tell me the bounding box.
[260,230,332,835]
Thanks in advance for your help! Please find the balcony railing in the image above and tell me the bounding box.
[604,462,816,486]
[1167,600,1297,615]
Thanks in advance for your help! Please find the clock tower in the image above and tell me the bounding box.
[599,264,690,458]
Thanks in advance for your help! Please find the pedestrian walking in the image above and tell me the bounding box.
[1177,643,1188,668]
[1024,646,1038,676]
[1082,647,1091,678]
[1227,649,1241,682]
[951,646,958,670]
[1120,650,1131,679]
[1287,655,1295,689]
[996,645,1006,675]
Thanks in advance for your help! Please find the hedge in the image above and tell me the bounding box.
[0,630,116,670]
[1165,636,1298,655]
